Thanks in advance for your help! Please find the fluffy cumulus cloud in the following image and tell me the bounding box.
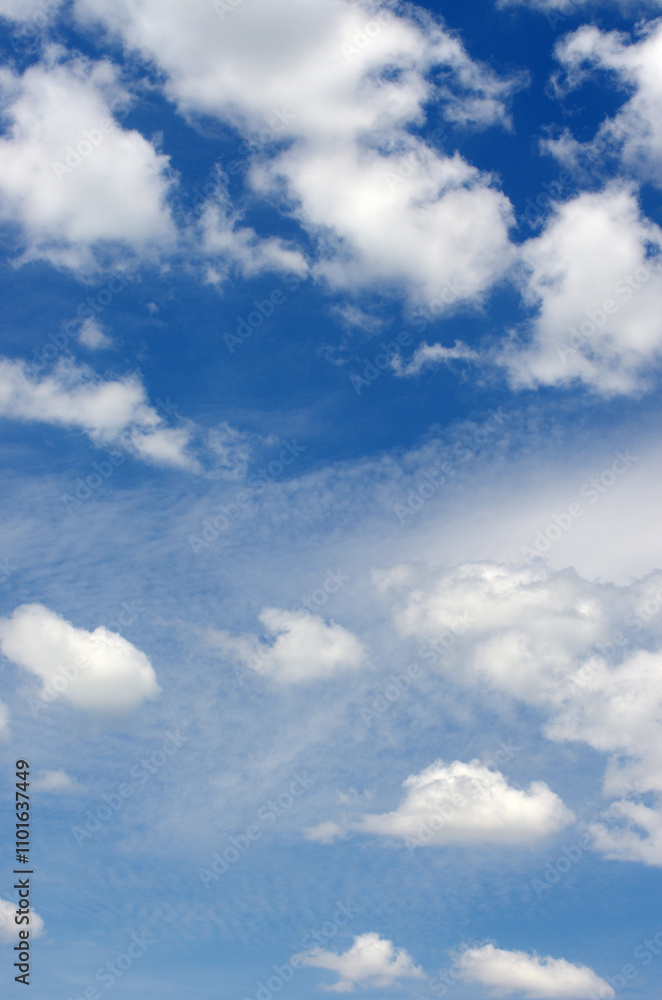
[0,603,160,714]
[73,0,520,307]
[502,186,662,394]
[379,560,662,863]
[306,759,573,846]
[0,356,199,470]
[548,20,662,188]
[0,49,175,273]
[210,607,366,684]
[296,933,424,992]
[0,898,44,944]
[458,944,614,999]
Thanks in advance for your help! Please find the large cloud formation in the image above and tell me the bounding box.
[73,0,520,307]
[378,560,662,863]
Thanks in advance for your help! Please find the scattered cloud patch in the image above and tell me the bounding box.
[74,0,522,306]
[78,317,112,349]
[548,20,662,188]
[381,560,662,864]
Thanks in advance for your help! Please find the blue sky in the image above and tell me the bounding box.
[1,0,662,998]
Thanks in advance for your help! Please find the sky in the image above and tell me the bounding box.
[1,0,662,997]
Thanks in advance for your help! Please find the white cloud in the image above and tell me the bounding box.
[381,560,662,863]
[547,21,662,188]
[0,698,9,738]
[0,603,160,714]
[78,317,112,349]
[392,340,478,377]
[458,943,614,999]
[0,0,61,23]
[0,49,175,274]
[32,769,84,794]
[307,759,574,846]
[199,182,307,283]
[296,933,424,992]
[74,0,521,307]
[0,356,199,470]
[503,185,662,394]
[210,607,366,684]
[497,0,660,11]
[0,898,44,945]
[207,422,252,480]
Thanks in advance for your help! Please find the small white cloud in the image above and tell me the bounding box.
[0,899,44,944]
[78,317,112,349]
[210,607,366,684]
[0,603,160,715]
[296,933,424,992]
[458,943,614,999]
[32,769,85,794]
[0,356,199,470]
[307,760,573,846]
[392,340,478,377]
